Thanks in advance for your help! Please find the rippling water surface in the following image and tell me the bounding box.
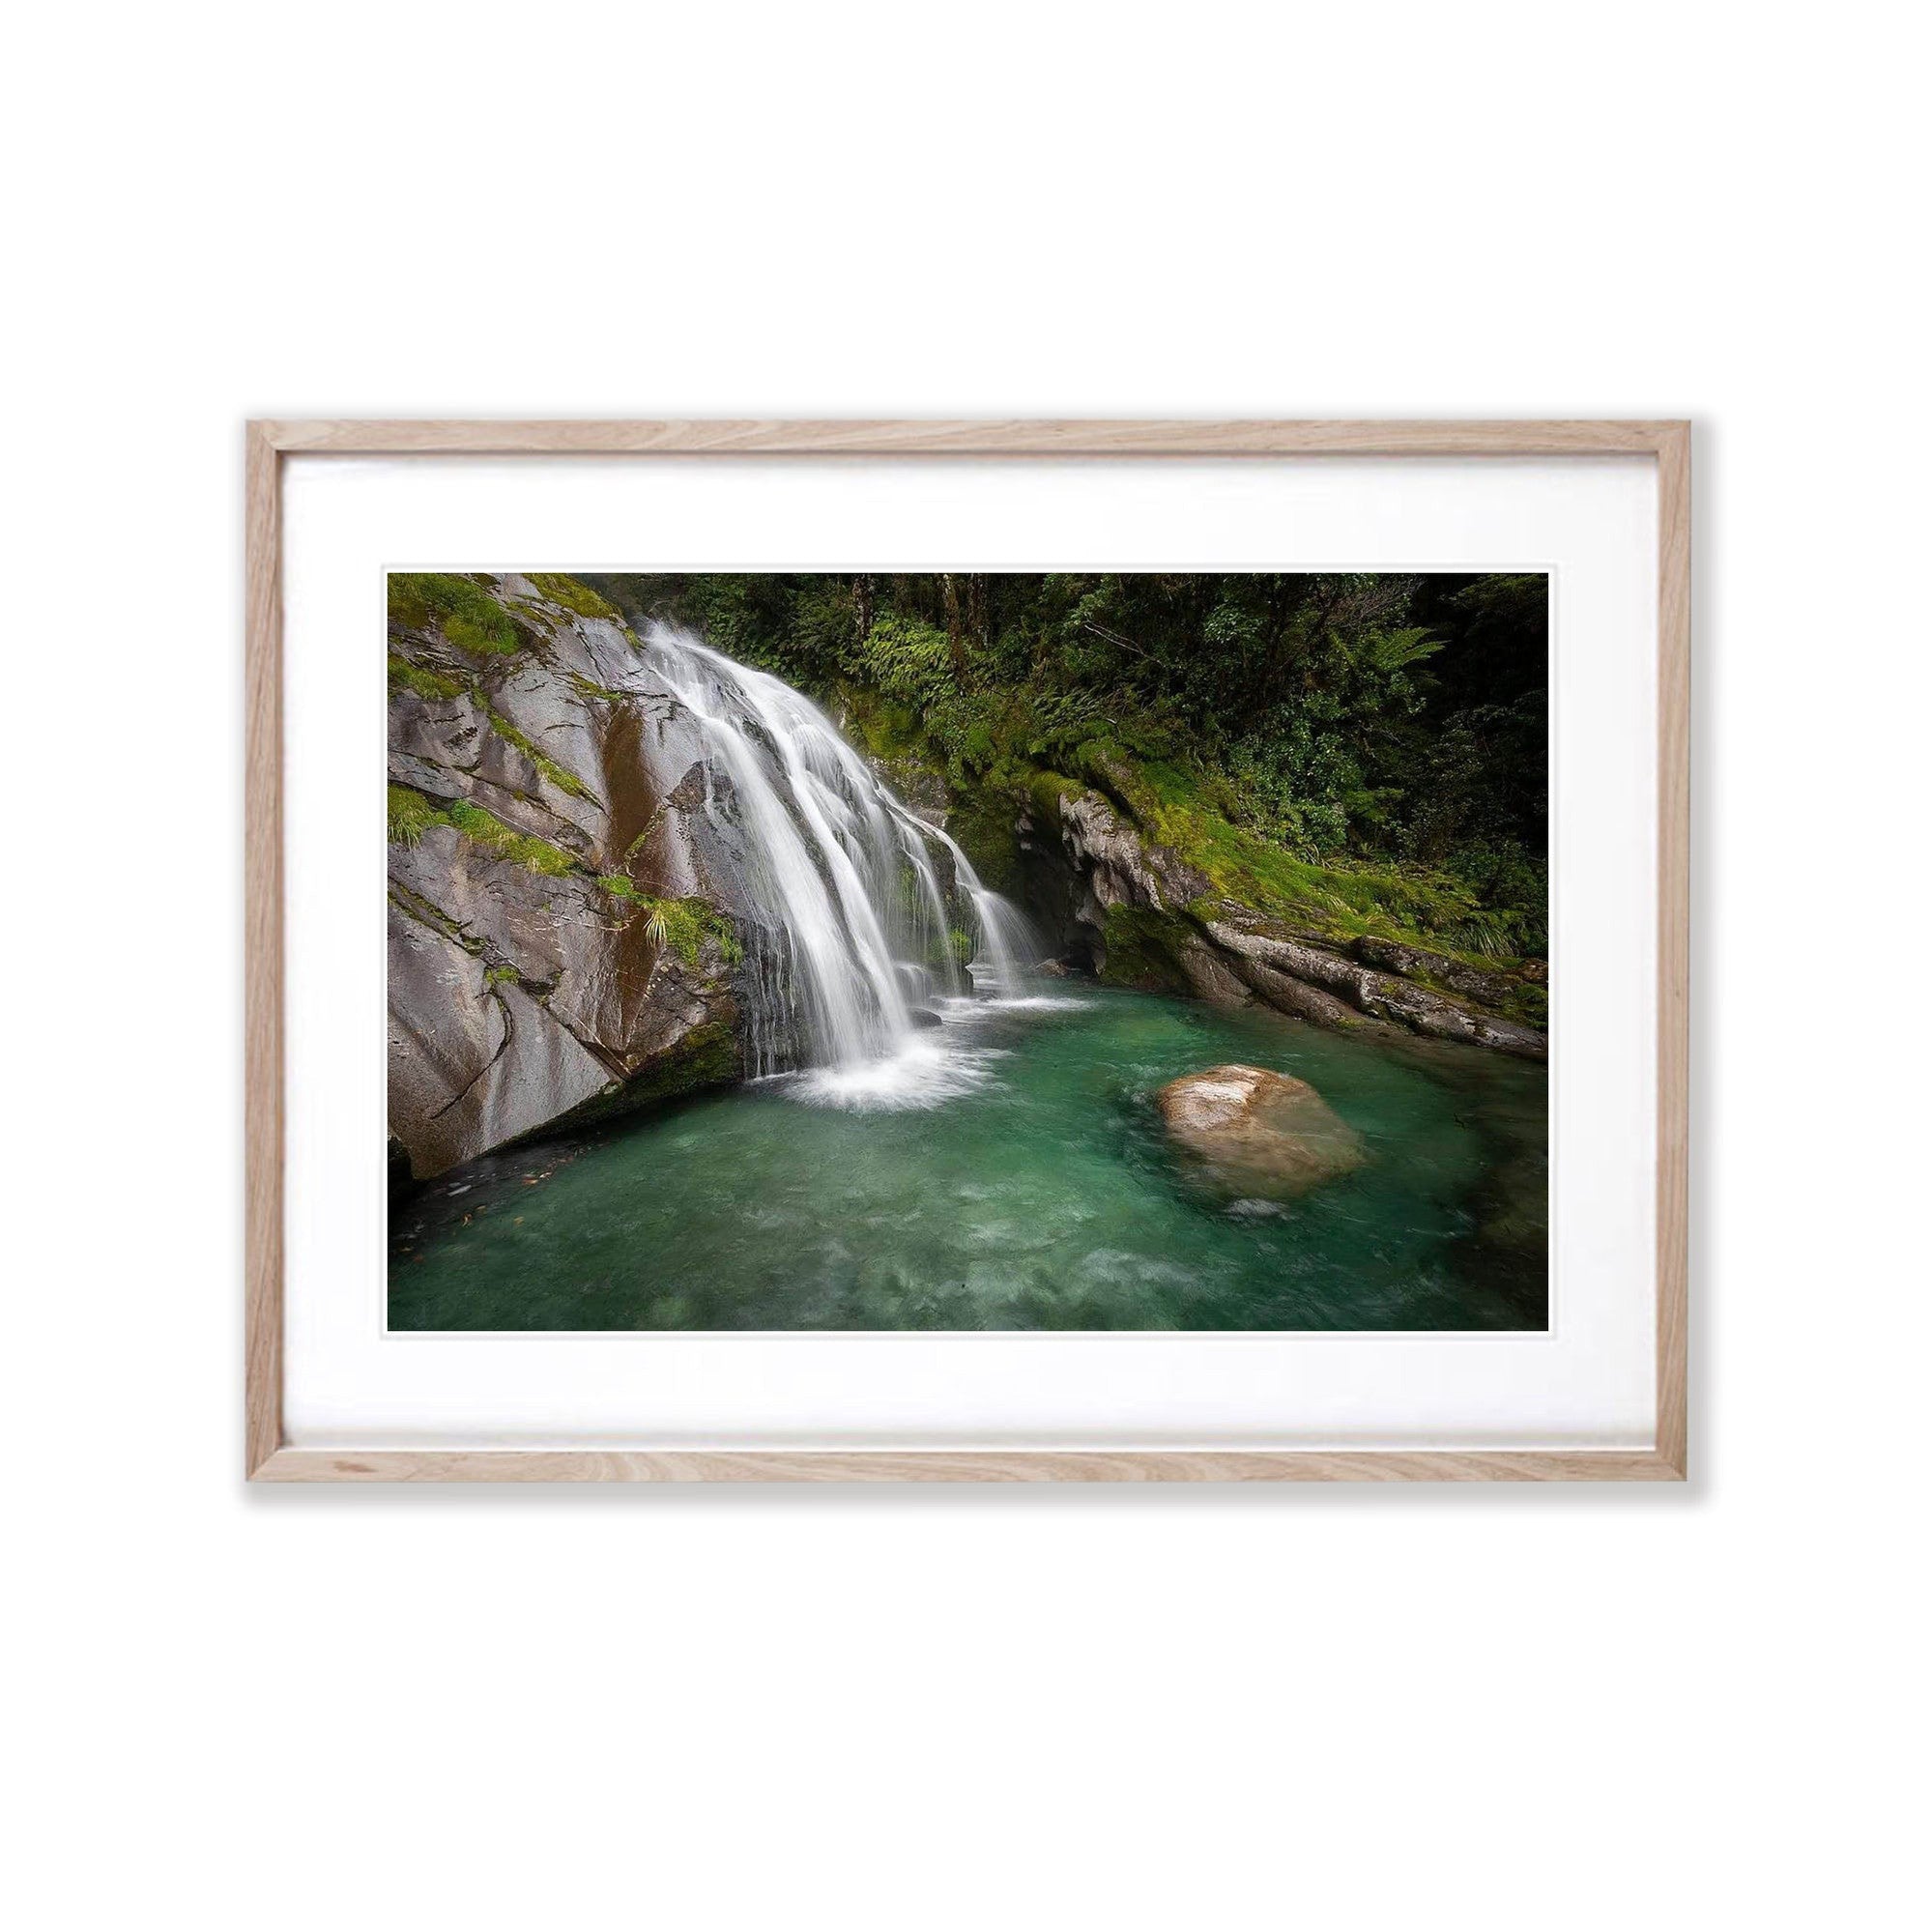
[389,981,1547,1332]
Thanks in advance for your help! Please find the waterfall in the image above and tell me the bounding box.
[906,813,1036,998]
[641,623,1031,1083]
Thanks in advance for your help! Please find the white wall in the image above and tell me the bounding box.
[9,5,1924,1928]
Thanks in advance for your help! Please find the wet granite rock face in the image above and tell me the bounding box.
[387,575,750,1181]
[1156,1064,1370,1202]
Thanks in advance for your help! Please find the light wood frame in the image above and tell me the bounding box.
[246,418,1689,1483]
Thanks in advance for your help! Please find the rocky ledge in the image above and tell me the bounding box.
[1026,788,1547,1060]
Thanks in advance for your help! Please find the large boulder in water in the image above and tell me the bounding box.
[1156,1064,1368,1201]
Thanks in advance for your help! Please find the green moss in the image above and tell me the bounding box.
[483,965,520,988]
[442,798,575,876]
[392,788,746,983]
[836,689,927,764]
[477,702,596,801]
[620,1022,741,1104]
[1025,769,1081,823]
[835,671,1534,981]
[528,573,620,621]
[388,573,521,656]
[541,1021,745,1138]
[387,654,468,702]
[711,920,745,968]
[390,782,573,877]
[1107,756,1534,976]
[388,628,597,803]
[597,883,741,967]
[1099,905,1197,995]
[622,809,668,863]
[567,671,632,704]
[947,792,1024,897]
[655,900,710,966]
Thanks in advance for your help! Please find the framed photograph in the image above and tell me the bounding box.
[246,419,1688,1482]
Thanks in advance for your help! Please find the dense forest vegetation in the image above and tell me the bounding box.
[594,572,1547,963]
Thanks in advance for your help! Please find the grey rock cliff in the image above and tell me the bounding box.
[387,576,747,1180]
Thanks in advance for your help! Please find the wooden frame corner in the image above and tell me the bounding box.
[245,419,1689,1485]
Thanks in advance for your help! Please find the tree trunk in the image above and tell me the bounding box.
[941,572,970,687]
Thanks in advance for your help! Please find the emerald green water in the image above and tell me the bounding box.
[389,984,1547,1332]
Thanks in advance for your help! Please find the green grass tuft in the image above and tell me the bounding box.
[387,783,447,847]
[389,573,521,656]
[650,897,738,968]
[442,799,575,875]
[596,881,741,967]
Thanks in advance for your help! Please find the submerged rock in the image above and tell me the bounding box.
[1156,1064,1369,1201]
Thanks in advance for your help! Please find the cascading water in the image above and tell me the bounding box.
[641,623,1034,1100]
[907,813,1035,998]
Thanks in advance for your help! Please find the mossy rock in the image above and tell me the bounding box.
[388,573,523,657]
[388,653,468,702]
[947,793,1025,897]
[527,573,620,621]
[1098,905,1197,995]
[548,1023,744,1138]
[386,783,576,877]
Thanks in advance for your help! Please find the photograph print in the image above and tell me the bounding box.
[387,569,1548,1332]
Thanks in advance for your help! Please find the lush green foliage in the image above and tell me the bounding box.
[594,571,1547,960]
